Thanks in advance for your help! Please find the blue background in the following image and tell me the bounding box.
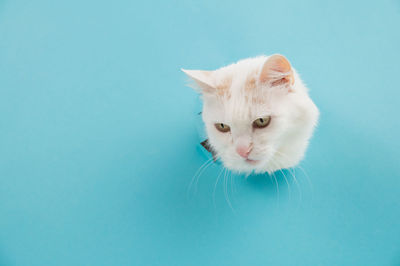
[1,0,400,265]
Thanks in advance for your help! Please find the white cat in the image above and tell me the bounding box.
[182,54,319,174]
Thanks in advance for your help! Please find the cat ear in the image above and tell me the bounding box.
[259,54,294,89]
[181,69,216,94]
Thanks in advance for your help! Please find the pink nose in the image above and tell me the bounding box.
[236,145,252,158]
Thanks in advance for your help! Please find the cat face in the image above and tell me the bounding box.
[183,55,319,174]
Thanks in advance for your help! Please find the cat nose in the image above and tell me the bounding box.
[236,145,252,158]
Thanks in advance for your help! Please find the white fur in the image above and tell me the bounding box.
[183,55,319,174]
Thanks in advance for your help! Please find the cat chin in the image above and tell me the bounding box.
[220,154,301,174]
[221,158,270,174]
[221,162,273,174]
[221,163,293,175]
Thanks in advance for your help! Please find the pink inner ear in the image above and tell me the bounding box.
[259,55,294,86]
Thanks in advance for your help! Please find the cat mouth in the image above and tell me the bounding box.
[245,158,259,165]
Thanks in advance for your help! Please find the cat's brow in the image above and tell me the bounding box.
[245,77,257,91]
[216,76,232,96]
[245,71,259,91]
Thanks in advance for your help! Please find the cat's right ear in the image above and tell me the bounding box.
[259,54,294,89]
[181,69,216,94]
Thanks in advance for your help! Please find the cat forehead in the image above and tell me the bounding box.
[212,71,260,102]
[213,58,263,95]
[203,56,287,116]
[205,94,271,122]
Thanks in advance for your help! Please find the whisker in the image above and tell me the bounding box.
[296,164,314,197]
[223,168,235,213]
[272,171,279,207]
[288,167,303,208]
[187,157,214,197]
[269,156,298,208]
[279,168,291,201]
[272,150,306,203]
[229,170,235,196]
[194,159,215,193]
[231,171,237,194]
[213,166,225,209]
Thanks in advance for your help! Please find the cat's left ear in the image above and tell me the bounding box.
[181,69,216,94]
[259,54,294,91]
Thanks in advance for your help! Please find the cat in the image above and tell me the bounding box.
[182,54,319,174]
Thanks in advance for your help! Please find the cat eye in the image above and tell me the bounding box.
[253,116,271,129]
[215,123,231,133]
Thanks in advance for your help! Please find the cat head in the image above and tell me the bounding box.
[183,54,319,174]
